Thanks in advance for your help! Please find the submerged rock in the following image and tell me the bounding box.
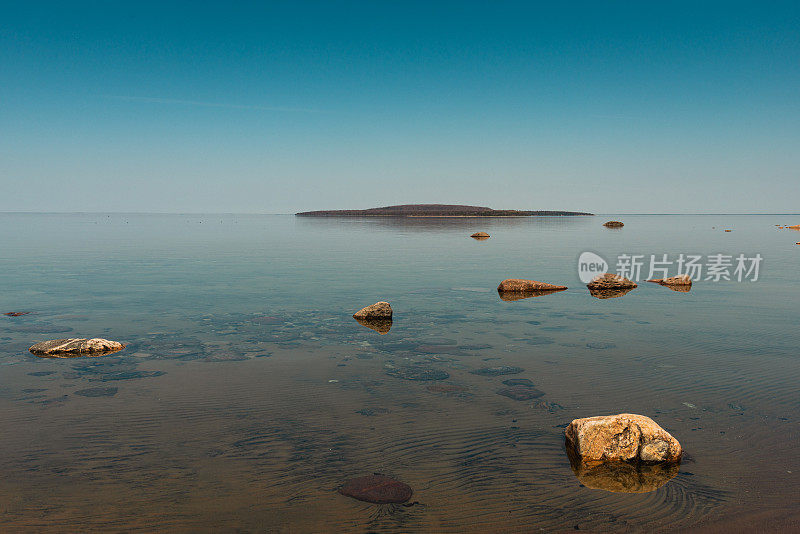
[29,338,125,357]
[353,301,392,320]
[603,221,624,228]
[355,317,392,334]
[75,387,118,397]
[4,312,31,317]
[339,474,413,504]
[497,385,544,401]
[502,378,535,387]
[426,384,469,394]
[470,366,524,376]
[565,413,682,464]
[647,274,693,287]
[386,366,449,381]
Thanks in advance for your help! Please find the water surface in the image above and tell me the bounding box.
[0,213,798,532]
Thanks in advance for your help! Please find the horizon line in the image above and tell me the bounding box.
[1,211,799,216]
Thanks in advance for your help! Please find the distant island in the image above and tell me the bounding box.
[296,204,594,217]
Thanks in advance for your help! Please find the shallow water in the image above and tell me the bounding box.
[0,213,798,532]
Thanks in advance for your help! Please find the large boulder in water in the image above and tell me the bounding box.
[565,413,682,464]
[338,474,413,504]
[470,231,490,239]
[586,273,637,290]
[603,221,624,228]
[353,301,392,319]
[29,338,125,357]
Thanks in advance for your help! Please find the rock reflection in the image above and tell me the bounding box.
[589,287,636,299]
[656,283,692,293]
[354,317,392,334]
[498,289,565,301]
[566,446,679,493]
[33,351,121,359]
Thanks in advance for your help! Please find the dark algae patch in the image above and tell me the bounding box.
[75,387,119,397]
[385,366,449,381]
[470,366,524,376]
[497,386,545,401]
[338,474,413,504]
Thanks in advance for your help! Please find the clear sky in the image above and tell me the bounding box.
[1,1,798,213]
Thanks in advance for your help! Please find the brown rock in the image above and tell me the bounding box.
[586,273,637,290]
[353,301,392,319]
[497,279,567,292]
[470,231,490,239]
[338,474,413,504]
[354,317,392,334]
[565,413,682,464]
[4,312,31,317]
[29,338,126,357]
[647,274,692,287]
[603,221,624,228]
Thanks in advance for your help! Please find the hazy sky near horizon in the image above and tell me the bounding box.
[2,1,798,214]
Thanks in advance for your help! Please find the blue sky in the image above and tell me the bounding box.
[1,1,798,213]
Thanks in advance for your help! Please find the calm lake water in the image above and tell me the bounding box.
[0,213,798,532]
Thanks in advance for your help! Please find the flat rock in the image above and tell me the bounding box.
[497,279,567,292]
[647,274,692,287]
[470,232,490,239]
[470,366,524,376]
[29,338,125,357]
[565,413,682,464]
[497,385,544,400]
[4,312,31,317]
[603,221,624,228]
[353,301,392,320]
[586,273,637,290]
[386,366,449,381]
[338,474,413,504]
